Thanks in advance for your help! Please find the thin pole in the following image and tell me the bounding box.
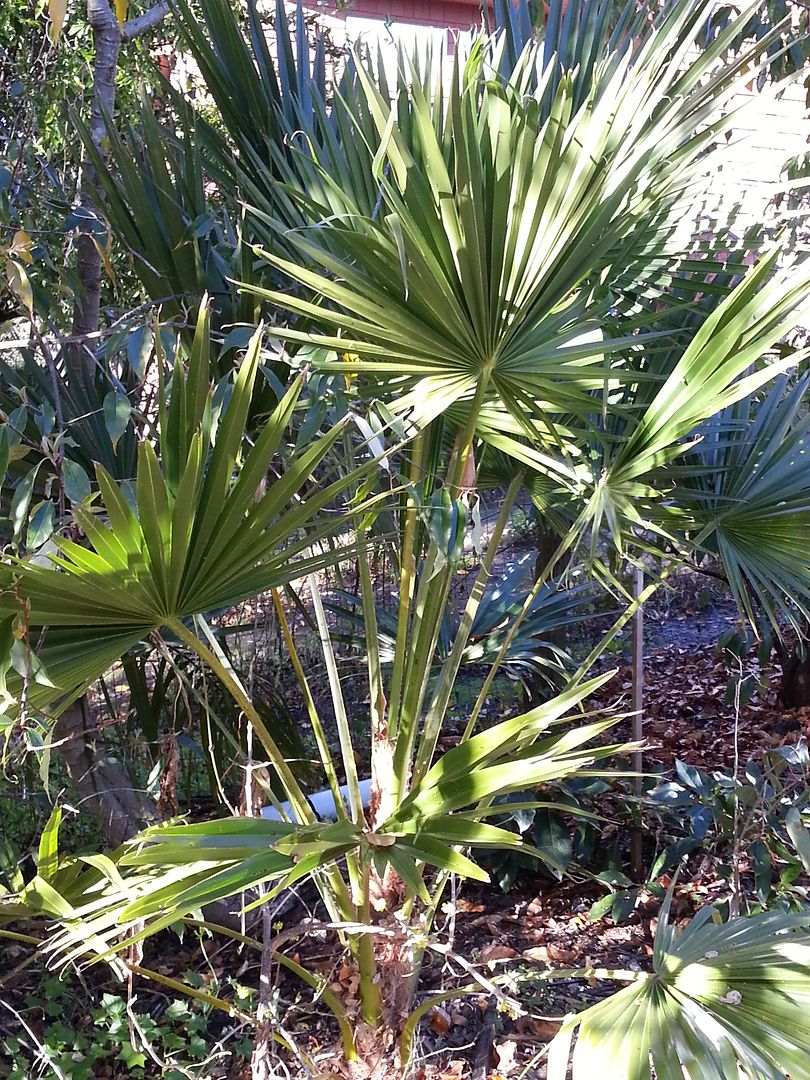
[630,565,644,880]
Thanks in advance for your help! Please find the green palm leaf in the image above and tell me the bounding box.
[75,93,243,334]
[0,301,359,716]
[548,894,810,1080]
[19,672,635,965]
[675,372,810,634]
[245,3,802,513]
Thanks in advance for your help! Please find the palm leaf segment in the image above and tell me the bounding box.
[169,0,381,232]
[0,301,353,715]
[327,551,595,685]
[548,893,810,1080]
[75,92,247,337]
[588,251,810,543]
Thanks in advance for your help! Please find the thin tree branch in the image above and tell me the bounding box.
[684,559,729,584]
[122,1,172,42]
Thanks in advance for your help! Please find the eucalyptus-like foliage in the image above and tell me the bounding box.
[0,344,139,482]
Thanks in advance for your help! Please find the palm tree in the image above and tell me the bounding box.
[5,2,810,1075]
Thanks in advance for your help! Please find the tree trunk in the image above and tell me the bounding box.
[70,0,171,379]
[56,0,172,840]
[54,699,154,846]
[69,0,123,381]
[778,639,810,708]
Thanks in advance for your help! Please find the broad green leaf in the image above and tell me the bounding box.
[103,391,132,449]
[62,460,92,505]
[37,806,62,883]
[126,325,152,379]
[532,809,572,878]
[0,428,9,486]
[5,259,33,312]
[10,461,42,548]
[27,501,55,549]
[785,807,810,873]
[34,404,55,437]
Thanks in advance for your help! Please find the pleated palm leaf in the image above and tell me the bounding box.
[71,0,381,324]
[27,673,628,971]
[75,94,249,337]
[239,2,810,830]
[584,251,810,552]
[0,302,359,748]
[169,0,332,194]
[547,891,810,1080]
[166,0,384,236]
[325,552,597,687]
[472,253,810,630]
[675,373,810,634]
[250,2,801,485]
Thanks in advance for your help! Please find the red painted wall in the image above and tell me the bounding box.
[324,1,492,30]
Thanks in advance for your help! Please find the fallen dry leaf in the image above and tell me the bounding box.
[527,1018,562,1040]
[440,1060,465,1079]
[337,962,354,985]
[481,944,518,966]
[493,1039,519,1075]
[546,944,578,963]
[522,945,549,962]
[429,1006,452,1036]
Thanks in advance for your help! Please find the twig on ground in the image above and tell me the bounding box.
[472,996,498,1080]
[0,999,70,1080]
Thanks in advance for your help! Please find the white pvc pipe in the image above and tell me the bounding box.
[261,777,373,823]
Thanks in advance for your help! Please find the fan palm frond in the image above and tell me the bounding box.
[677,373,810,634]
[0,301,362,718]
[548,891,810,1080]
